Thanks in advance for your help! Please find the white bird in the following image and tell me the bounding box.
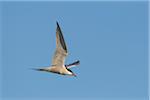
[33,22,80,77]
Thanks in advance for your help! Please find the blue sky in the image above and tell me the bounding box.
[1,1,148,100]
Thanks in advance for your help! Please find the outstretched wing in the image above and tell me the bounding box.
[51,22,68,67]
[65,60,80,69]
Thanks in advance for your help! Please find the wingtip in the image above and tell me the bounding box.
[56,21,59,27]
[75,60,80,65]
[77,60,80,64]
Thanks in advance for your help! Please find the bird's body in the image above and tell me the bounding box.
[33,22,80,77]
[36,66,72,75]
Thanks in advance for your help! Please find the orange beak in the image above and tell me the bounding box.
[72,73,77,77]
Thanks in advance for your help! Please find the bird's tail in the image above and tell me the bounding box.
[65,60,80,69]
[30,68,45,71]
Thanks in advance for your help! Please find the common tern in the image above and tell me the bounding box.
[33,22,80,77]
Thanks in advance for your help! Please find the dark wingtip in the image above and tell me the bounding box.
[74,60,80,65]
[56,21,59,27]
[76,60,80,64]
[56,21,68,52]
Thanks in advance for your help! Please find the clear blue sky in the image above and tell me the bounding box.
[1,1,148,100]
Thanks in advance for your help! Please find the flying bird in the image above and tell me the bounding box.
[33,22,80,77]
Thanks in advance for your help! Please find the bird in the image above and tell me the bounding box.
[32,22,80,77]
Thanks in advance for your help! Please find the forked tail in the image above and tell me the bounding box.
[30,68,45,71]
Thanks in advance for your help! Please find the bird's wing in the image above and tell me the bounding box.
[65,60,80,69]
[51,22,68,67]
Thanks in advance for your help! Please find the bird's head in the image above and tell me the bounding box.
[67,68,77,77]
